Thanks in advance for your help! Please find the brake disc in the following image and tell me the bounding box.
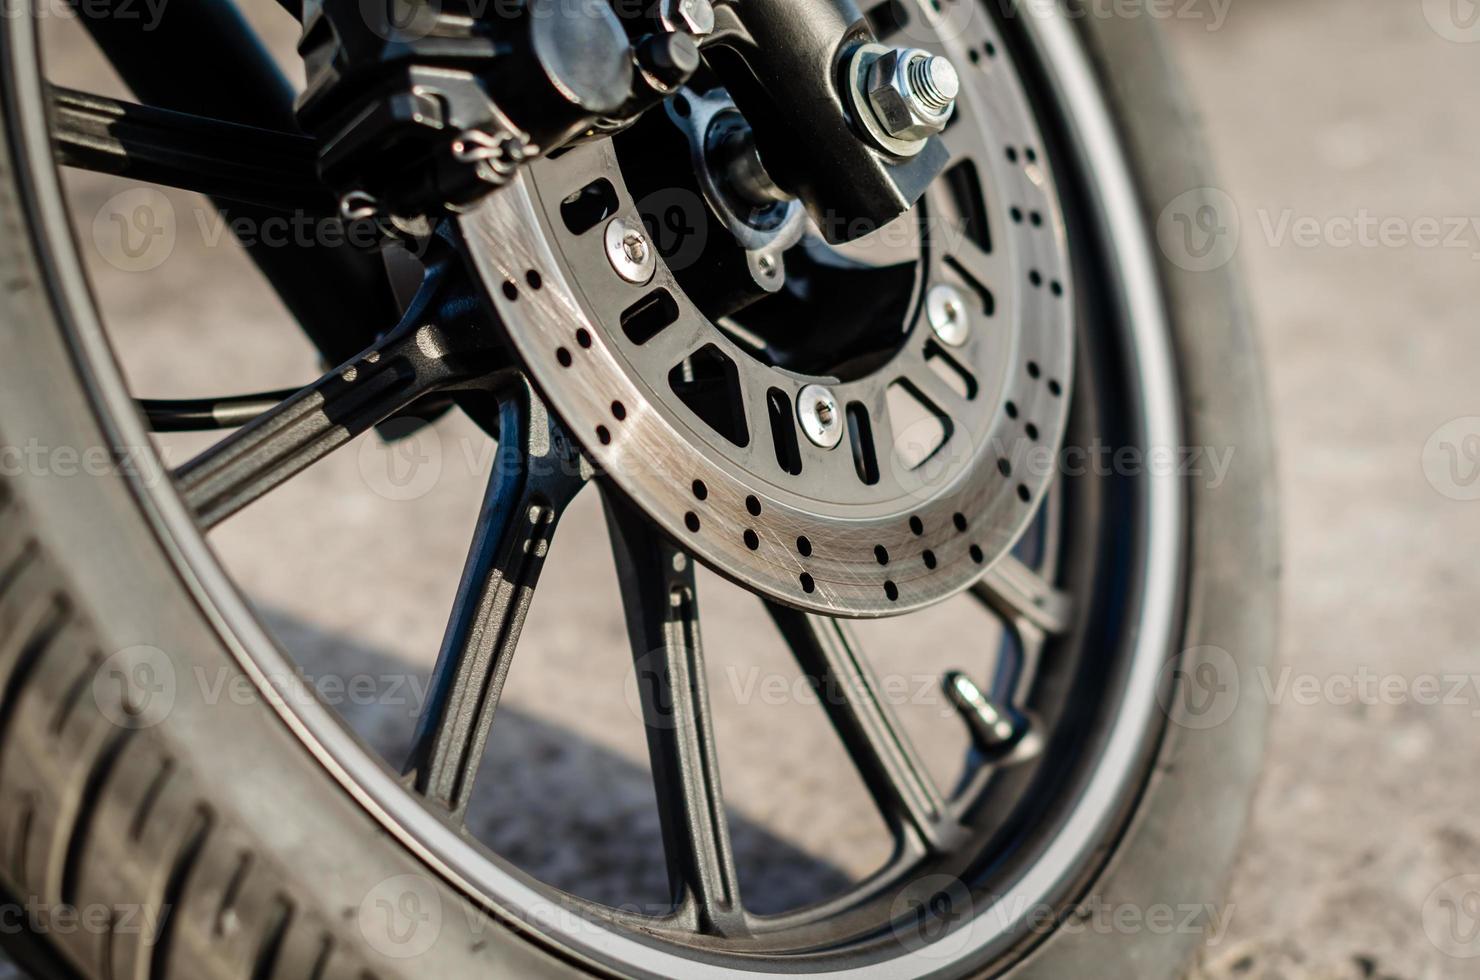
[457,22,1073,617]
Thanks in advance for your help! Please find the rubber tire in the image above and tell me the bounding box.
[0,9,1275,980]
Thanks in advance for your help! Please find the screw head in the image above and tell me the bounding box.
[926,284,970,346]
[797,384,844,449]
[604,217,656,284]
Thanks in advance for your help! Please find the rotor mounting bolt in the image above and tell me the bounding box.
[866,48,960,142]
[797,384,844,450]
[604,217,657,284]
[926,283,970,346]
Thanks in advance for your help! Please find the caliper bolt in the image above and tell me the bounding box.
[867,48,960,142]
[604,217,657,284]
[797,384,844,450]
[925,283,970,347]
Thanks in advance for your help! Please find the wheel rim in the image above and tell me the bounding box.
[11,0,1185,975]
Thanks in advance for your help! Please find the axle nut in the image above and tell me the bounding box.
[866,48,959,142]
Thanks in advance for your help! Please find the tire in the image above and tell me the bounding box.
[0,5,1274,980]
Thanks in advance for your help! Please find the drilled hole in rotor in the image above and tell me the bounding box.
[884,581,899,601]
[744,529,760,550]
[611,401,627,421]
[692,480,708,500]
[970,544,984,563]
[685,511,701,532]
[745,495,762,517]
[526,269,543,290]
[1025,422,1039,440]
[1028,361,1041,379]
[1050,280,1064,297]
[910,516,924,536]
[1049,379,1063,397]
[596,425,611,445]
[1005,400,1018,419]
[800,572,815,593]
[1017,484,1031,502]
[797,535,813,557]
[953,512,968,532]
[556,347,573,368]
[923,549,937,569]
[1029,270,1043,288]
[560,178,618,235]
[874,545,889,566]
[502,281,518,301]
[998,458,1012,477]
[576,328,593,348]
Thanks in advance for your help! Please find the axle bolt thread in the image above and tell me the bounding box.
[909,55,960,114]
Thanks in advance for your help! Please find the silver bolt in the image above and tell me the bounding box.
[925,284,970,346]
[867,48,959,142]
[797,384,844,449]
[663,0,714,36]
[604,217,656,284]
[909,55,960,112]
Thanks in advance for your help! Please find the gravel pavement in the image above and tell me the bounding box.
[14,2,1480,977]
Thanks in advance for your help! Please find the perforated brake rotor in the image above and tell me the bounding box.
[456,13,1073,617]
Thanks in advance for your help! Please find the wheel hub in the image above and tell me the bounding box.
[457,22,1075,617]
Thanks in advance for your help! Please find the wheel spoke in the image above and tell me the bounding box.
[140,388,301,432]
[972,553,1072,637]
[766,605,964,854]
[72,0,399,367]
[174,267,497,528]
[604,496,743,936]
[50,88,326,214]
[405,383,589,815]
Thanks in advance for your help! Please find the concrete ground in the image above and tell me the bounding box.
[18,0,1480,977]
